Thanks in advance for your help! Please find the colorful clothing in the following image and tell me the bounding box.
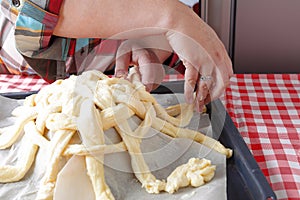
[0,0,194,82]
[0,3,34,75]
[0,0,121,82]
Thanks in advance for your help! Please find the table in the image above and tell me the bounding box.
[0,73,299,200]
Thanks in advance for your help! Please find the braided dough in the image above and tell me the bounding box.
[0,68,232,200]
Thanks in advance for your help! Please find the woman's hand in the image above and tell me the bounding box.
[166,27,233,111]
[114,30,233,112]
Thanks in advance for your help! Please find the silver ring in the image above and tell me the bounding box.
[200,75,212,81]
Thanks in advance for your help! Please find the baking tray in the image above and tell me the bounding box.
[208,100,277,200]
[0,91,38,99]
[1,82,277,200]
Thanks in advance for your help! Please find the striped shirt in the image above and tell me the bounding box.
[0,0,120,82]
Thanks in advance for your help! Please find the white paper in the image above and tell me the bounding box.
[0,94,227,200]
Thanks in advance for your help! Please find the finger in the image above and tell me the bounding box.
[206,67,226,102]
[179,23,233,98]
[203,93,212,108]
[133,49,164,91]
[115,44,131,78]
[139,63,165,91]
[195,76,211,111]
[183,58,215,111]
[198,30,233,94]
[196,60,232,104]
[184,63,199,104]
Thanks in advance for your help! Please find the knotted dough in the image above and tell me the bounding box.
[0,68,232,200]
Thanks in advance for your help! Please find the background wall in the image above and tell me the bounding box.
[205,0,300,73]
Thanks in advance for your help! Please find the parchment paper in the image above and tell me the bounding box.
[0,94,226,200]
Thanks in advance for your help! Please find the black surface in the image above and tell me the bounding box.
[0,91,38,99]
[152,81,184,94]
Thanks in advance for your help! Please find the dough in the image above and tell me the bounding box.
[0,68,232,199]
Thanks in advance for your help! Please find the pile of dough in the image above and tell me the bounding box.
[165,158,216,194]
[0,68,232,200]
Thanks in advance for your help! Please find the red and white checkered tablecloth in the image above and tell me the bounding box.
[0,74,49,93]
[0,73,299,200]
[223,74,300,200]
[0,74,185,93]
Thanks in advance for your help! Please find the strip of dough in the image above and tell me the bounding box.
[63,142,127,156]
[0,121,39,182]
[100,103,135,131]
[78,99,115,200]
[165,103,207,116]
[115,104,166,194]
[153,103,193,127]
[45,113,77,131]
[36,130,75,200]
[113,90,146,119]
[0,109,37,149]
[151,115,233,158]
[94,81,115,110]
[35,104,62,133]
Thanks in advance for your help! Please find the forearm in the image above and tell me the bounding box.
[53,0,198,39]
[53,0,214,61]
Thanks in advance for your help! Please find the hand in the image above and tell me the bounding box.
[166,27,233,112]
[114,32,233,112]
[114,40,166,92]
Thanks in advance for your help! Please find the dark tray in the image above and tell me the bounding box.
[1,82,277,200]
[0,91,38,99]
[208,99,277,200]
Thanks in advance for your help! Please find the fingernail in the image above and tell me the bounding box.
[145,84,153,92]
[115,70,127,78]
[199,95,204,101]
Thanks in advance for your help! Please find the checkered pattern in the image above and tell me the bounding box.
[223,74,300,200]
[0,74,48,93]
[0,74,185,93]
[0,73,299,200]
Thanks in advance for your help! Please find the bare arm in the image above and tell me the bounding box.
[53,0,176,38]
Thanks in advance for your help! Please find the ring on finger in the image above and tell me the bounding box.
[200,75,212,82]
